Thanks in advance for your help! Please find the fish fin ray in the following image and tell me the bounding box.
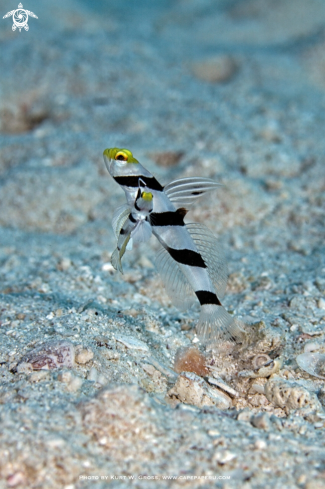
[111,232,133,273]
[131,221,152,244]
[111,248,123,274]
[186,223,228,300]
[197,305,246,346]
[155,245,196,310]
[111,204,131,238]
[164,177,222,209]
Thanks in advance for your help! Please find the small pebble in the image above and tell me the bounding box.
[16,362,33,374]
[318,298,325,310]
[208,429,220,437]
[190,55,238,84]
[251,413,272,431]
[304,341,321,353]
[255,439,267,450]
[66,375,83,392]
[58,371,73,384]
[100,349,120,361]
[142,363,157,376]
[237,410,253,422]
[168,371,231,409]
[29,370,49,382]
[251,383,265,394]
[18,340,75,370]
[7,472,26,487]
[207,376,239,397]
[75,349,94,364]
[174,346,208,377]
[314,422,324,428]
[214,450,236,464]
[87,367,99,382]
[102,262,114,272]
[46,437,66,448]
[97,374,109,386]
[57,258,71,271]
[297,475,307,485]
[58,371,83,392]
[115,334,149,351]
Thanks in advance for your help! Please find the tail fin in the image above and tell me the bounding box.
[196,304,246,347]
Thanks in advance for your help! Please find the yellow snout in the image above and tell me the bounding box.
[103,148,139,164]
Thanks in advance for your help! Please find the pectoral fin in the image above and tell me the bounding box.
[111,204,131,238]
[155,245,196,310]
[186,222,228,300]
[131,221,152,244]
[111,233,132,274]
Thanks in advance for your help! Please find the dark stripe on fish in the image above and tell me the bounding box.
[129,214,136,223]
[134,189,141,211]
[195,290,222,306]
[114,176,164,191]
[166,247,206,268]
[150,209,185,227]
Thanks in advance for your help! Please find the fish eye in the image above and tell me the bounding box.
[115,152,128,162]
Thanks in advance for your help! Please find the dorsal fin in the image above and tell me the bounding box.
[177,207,188,218]
[164,177,222,209]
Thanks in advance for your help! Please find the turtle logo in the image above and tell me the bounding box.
[3,3,38,32]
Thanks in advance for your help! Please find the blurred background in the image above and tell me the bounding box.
[0,0,324,268]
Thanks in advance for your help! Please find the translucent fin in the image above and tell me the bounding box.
[164,177,222,209]
[155,245,196,310]
[126,238,133,250]
[111,248,123,274]
[111,233,132,274]
[196,304,246,346]
[186,223,228,300]
[111,204,131,238]
[131,221,152,244]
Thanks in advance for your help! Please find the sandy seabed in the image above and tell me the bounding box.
[0,0,325,487]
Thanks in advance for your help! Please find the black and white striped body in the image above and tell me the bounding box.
[150,205,221,308]
[104,149,245,345]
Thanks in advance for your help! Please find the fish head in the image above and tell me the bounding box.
[103,147,139,177]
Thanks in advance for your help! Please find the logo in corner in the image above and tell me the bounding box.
[3,3,38,32]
